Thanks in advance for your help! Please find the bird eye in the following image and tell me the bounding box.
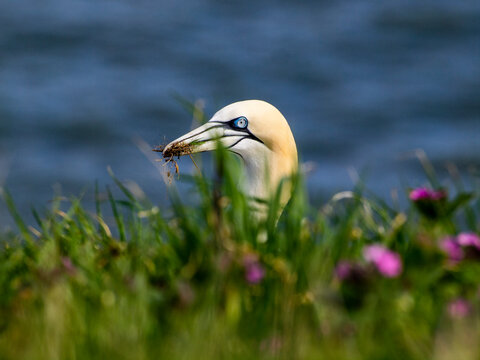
[233,116,248,129]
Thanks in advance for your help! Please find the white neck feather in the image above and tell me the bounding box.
[236,140,295,207]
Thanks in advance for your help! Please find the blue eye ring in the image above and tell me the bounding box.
[233,116,248,129]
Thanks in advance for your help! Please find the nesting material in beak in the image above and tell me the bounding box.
[153,122,225,177]
[153,142,194,159]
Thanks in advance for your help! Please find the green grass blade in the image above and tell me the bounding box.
[107,185,126,242]
[1,187,32,243]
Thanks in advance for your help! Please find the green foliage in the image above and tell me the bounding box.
[0,148,479,360]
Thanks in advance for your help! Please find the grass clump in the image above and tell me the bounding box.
[0,147,479,360]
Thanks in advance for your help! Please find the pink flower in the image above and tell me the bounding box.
[409,187,446,201]
[440,237,464,263]
[439,232,480,263]
[457,232,480,250]
[335,261,352,280]
[364,244,403,278]
[243,253,265,284]
[245,263,265,284]
[61,257,77,275]
[448,298,471,318]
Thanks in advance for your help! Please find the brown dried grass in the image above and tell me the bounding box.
[152,142,196,180]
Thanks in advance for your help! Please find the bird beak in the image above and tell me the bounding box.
[163,122,227,157]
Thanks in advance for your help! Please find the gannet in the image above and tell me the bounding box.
[163,100,298,210]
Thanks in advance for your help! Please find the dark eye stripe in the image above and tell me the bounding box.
[227,136,249,149]
[226,133,264,149]
[246,131,264,144]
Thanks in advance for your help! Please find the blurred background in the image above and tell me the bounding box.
[0,0,479,229]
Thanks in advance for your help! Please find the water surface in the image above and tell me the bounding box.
[1,0,479,227]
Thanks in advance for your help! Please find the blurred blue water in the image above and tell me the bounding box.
[0,0,479,228]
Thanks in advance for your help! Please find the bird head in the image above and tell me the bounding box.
[163,100,298,204]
